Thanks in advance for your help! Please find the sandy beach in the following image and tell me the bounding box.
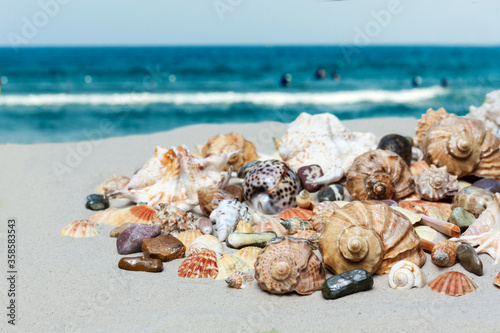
[1,117,499,333]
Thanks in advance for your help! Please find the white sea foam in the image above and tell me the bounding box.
[0,86,445,107]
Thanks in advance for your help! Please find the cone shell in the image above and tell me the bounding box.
[188,235,224,254]
[410,160,430,178]
[346,149,415,201]
[216,254,249,280]
[431,240,458,267]
[254,237,325,295]
[416,165,459,201]
[61,219,99,238]
[494,272,500,288]
[414,108,450,149]
[197,187,235,217]
[428,271,478,297]
[233,246,262,269]
[176,230,204,249]
[198,217,213,235]
[388,260,425,290]
[278,208,313,221]
[88,205,156,226]
[177,249,219,279]
[319,201,426,275]
[225,271,254,289]
[311,201,340,232]
[200,132,259,171]
[235,220,254,233]
[253,217,288,236]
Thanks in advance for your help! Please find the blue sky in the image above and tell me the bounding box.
[1,0,499,46]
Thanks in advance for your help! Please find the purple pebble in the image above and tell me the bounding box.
[116,224,161,255]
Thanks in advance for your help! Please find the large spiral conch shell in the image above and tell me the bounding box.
[416,165,459,201]
[414,108,450,149]
[422,115,500,179]
[345,149,415,201]
[388,260,425,290]
[254,237,325,295]
[319,201,426,275]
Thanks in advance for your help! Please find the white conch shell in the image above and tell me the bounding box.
[108,145,234,211]
[388,260,425,290]
[210,198,251,241]
[467,89,500,137]
[276,113,377,184]
[451,192,500,264]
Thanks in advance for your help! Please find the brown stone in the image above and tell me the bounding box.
[142,235,186,262]
[118,256,163,272]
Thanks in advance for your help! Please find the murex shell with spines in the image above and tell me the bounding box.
[422,114,500,179]
[210,198,251,242]
[345,149,415,201]
[243,160,301,215]
[416,165,459,201]
[319,201,426,275]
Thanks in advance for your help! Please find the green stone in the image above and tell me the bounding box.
[457,243,483,276]
[322,269,373,300]
[448,207,475,232]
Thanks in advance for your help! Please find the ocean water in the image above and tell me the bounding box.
[1,46,499,144]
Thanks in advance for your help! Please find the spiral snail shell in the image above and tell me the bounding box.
[345,149,415,201]
[416,165,459,201]
[388,260,425,290]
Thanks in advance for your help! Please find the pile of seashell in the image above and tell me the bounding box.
[61,89,500,298]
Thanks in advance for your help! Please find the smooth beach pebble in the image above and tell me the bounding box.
[317,184,344,202]
[457,243,483,276]
[85,194,110,211]
[448,207,475,232]
[297,164,324,192]
[226,232,277,249]
[116,224,161,255]
[322,269,374,300]
[109,223,135,238]
[142,235,186,262]
[118,256,163,272]
[237,160,260,179]
[472,178,500,194]
[377,134,412,165]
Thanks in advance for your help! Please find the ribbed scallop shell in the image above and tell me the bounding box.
[416,165,459,201]
[452,186,494,218]
[346,149,415,201]
[200,132,259,171]
[197,187,235,217]
[88,205,155,226]
[177,249,219,279]
[215,254,249,280]
[423,115,500,179]
[254,237,325,295]
[233,246,262,268]
[176,230,204,249]
[311,201,340,232]
[253,217,288,236]
[431,240,458,267]
[414,108,450,149]
[235,220,254,233]
[494,272,500,288]
[225,271,254,289]
[428,271,478,297]
[61,219,99,238]
[188,235,224,254]
[278,208,313,221]
[388,260,425,290]
[319,201,426,275]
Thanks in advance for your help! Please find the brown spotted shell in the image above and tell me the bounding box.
[345,149,415,201]
[431,240,458,267]
[201,132,259,171]
[414,108,450,149]
[319,201,426,275]
[254,237,325,295]
[423,115,500,179]
[311,201,340,232]
[428,271,478,297]
[416,165,459,201]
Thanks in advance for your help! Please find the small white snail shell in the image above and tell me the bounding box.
[388,260,425,290]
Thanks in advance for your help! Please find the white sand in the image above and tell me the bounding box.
[1,117,499,332]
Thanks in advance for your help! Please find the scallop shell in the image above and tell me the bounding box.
[225,271,254,289]
[410,160,430,178]
[278,208,313,221]
[311,201,340,232]
[177,249,219,279]
[253,217,288,236]
[176,230,204,249]
[428,271,478,297]
[153,204,198,235]
[398,200,452,221]
[215,254,249,280]
[243,160,301,215]
[233,246,262,268]
[423,115,500,179]
[188,235,224,254]
[319,201,426,275]
[210,198,251,241]
[450,192,500,264]
[416,165,459,201]
[414,226,437,242]
[452,186,494,218]
[197,187,235,217]
[88,205,155,226]
[414,108,450,149]
[388,260,425,290]
[199,132,259,171]
[254,236,325,295]
[296,190,315,210]
[346,149,415,201]
[467,89,500,137]
[494,272,500,288]
[235,220,254,233]
[97,175,130,196]
[276,112,377,184]
[280,217,314,235]
[431,240,458,267]
[108,145,235,210]
[61,219,99,238]
[87,207,118,224]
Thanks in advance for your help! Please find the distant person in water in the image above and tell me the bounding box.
[332,72,341,81]
[314,68,326,80]
[281,73,292,87]
[441,78,449,88]
[412,76,422,87]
